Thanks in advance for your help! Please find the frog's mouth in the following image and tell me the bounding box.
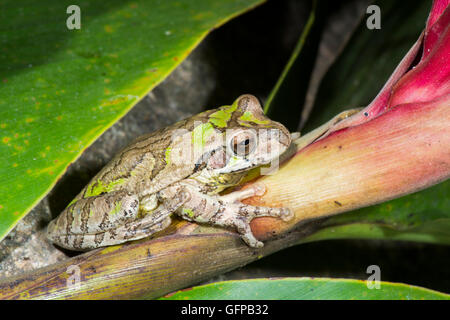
[216,151,286,175]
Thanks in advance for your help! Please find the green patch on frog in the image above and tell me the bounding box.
[109,201,122,216]
[66,197,78,208]
[238,111,270,126]
[192,122,215,148]
[182,208,195,218]
[85,178,126,197]
[208,101,239,128]
[165,147,172,165]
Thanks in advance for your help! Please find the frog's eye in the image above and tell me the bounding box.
[230,130,257,157]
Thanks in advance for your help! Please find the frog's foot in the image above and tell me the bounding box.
[219,183,293,222]
[173,184,292,248]
[212,201,292,247]
[231,216,264,248]
[118,216,173,242]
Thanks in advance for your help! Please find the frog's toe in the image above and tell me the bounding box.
[280,208,294,222]
[244,236,264,248]
[240,227,264,248]
[233,217,264,248]
[251,184,266,197]
[242,204,292,222]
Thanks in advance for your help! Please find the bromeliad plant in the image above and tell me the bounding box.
[246,0,450,243]
[0,0,448,299]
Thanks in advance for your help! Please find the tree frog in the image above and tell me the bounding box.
[46,94,294,250]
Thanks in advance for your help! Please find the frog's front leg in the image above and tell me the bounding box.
[212,186,293,248]
[166,184,293,248]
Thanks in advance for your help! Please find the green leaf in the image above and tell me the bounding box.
[161,277,450,300]
[0,0,265,242]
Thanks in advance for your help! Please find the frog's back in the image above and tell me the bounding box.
[75,117,198,202]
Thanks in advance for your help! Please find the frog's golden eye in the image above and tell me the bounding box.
[230,131,257,157]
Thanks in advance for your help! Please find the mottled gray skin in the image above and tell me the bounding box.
[47,95,293,250]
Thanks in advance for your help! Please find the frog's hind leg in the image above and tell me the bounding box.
[113,190,190,243]
[74,216,173,250]
[57,190,190,250]
[47,190,140,242]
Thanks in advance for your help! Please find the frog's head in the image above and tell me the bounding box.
[206,94,291,176]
